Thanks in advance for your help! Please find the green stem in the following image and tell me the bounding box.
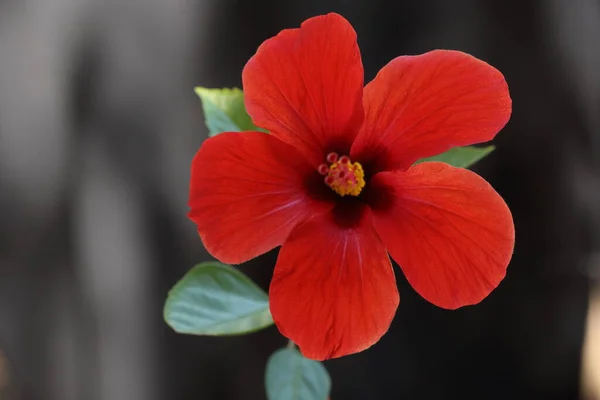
[286,339,296,350]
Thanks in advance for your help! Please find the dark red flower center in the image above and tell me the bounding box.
[317,152,365,197]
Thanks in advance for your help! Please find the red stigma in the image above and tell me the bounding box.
[317,164,329,175]
[339,156,350,164]
[326,152,339,163]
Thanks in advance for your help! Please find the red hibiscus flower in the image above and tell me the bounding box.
[189,13,514,361]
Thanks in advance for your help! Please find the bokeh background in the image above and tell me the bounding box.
[1,0,599,399]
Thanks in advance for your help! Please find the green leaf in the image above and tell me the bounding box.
[194,87,265,136]
[164,261,274,336]
[265,348,331,400]
[415,145,495,168]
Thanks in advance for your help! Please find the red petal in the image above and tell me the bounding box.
[351,50,511,172]
[188,131,333,264]
[243,13,364,166]
[269,205,399,360]
[370,162,514,309]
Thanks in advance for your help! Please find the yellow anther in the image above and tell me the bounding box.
[323,156,365,197]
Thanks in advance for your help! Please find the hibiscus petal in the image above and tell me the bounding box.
[188,131,333,264]
[269,204,399,360]
[243,13,364,166]
[351,50,511,173]
[370,162,514,309]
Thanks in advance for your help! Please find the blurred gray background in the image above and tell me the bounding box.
[0,0,599,399]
